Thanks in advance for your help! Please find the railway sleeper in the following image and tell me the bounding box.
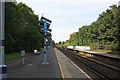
[66,48,120,69]
[59,47,120,80]
[74,54,120,79]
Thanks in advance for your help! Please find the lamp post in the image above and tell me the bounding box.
[40,16,52,65]
[0,0,7,79]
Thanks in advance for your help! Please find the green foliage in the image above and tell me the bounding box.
[5,2,47,53]
[57,4,120,51]
[5,52,30,63]
[5,52,21,63]
[52,40,55,47]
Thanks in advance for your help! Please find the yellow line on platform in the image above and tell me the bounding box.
[54,48,65,80]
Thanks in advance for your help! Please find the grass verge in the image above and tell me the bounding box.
[5,52,30,64]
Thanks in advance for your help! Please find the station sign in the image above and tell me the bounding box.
[41,17,52,23]
[40,20,50,28]
[47,29,52,32]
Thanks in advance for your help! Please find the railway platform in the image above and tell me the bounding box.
[74,49,120,59]
[7,47,91,79]
[54,48,91,79]
[7,47,61,78]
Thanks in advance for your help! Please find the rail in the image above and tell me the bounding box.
[57,47,120,79]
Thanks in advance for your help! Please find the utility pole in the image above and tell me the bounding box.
[0,0,7,79]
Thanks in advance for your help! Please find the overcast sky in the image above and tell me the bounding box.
[16,0,119,43]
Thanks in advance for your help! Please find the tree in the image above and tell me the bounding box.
[59,4,119,52]
[5,2,45,53]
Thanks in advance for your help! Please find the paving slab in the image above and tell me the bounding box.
[54,48,91,79]
[7,47,92,79]
[7,48,62,78]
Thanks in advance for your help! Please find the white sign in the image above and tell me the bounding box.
[21,50,25,56]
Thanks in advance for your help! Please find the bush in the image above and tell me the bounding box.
[105,45,111,50]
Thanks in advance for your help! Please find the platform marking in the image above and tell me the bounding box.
[54,48,65,80]
[58,49,93,80]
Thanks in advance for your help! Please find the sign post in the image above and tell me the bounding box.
[40,16,52,65]
[21,51,25,64]
[42,22,48,64]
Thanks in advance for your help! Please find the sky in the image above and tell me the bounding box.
[16,0,119,43]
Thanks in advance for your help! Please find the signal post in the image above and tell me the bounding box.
[40,16,52,64]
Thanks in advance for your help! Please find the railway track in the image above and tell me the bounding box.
[57,47,120,80]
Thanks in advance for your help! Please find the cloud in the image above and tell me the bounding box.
[16,0,119,43]
[51,25,79,43]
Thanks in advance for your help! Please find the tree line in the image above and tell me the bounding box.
[57,5,120,52]
[5,2,54,53]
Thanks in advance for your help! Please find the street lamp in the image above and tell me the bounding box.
[40,16,52,65]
